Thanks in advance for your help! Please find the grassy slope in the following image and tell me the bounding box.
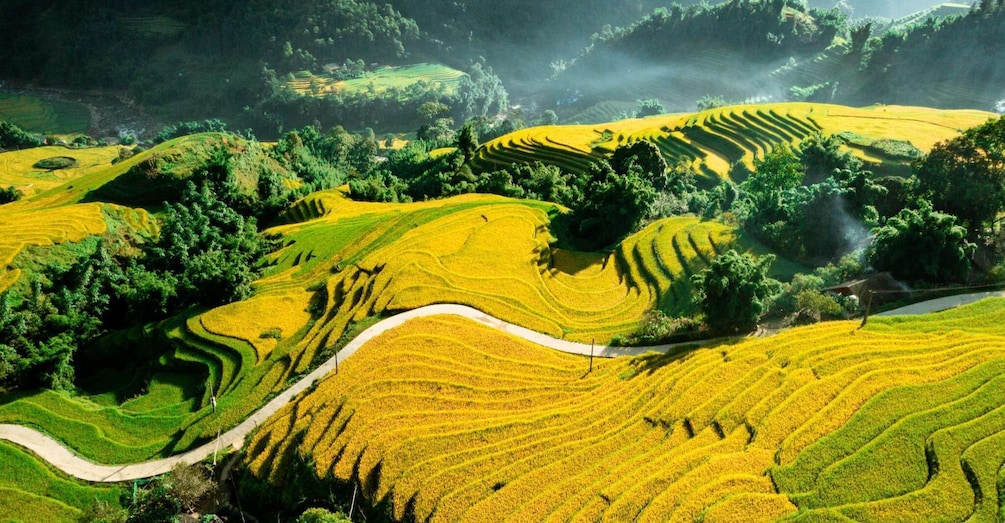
[0,132,275,292]
[248,298,1005,522]
[286,63,466,98]
[475,102,994,181]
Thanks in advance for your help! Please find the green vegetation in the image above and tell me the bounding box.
[0,120,43,151]
[692,249,781,333]
[0,94,89,135]
[0,442,122,521]
[915,115,1005,235]
[868,200,974,283]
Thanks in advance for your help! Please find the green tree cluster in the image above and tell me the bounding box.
[0,121,42,150]
[915,116,1005,235]
[692,249,781,333]
[735,137,886,262]
[0,177,270,391]
[868,200,974,283]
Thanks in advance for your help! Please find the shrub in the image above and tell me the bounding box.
[32,156,78,170]
[0,186,22,204]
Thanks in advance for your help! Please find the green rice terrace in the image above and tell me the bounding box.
[286,63,467,98]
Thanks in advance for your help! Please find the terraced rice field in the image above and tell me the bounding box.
[263,190,796,377]
[0,203,108,291]
[119,15,186,37]
[0,441,120,522]
[475,103,994,181]
[0,145,124,198]
[0,94,90,135]
[248,298,1005,521]
[287,63,466,98]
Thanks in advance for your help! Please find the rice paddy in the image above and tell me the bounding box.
[0,94,90,135]
[286,63,466,98]
[263,189,797,372]
[475,103,994,181]
[248,298,1005,522]
[3,104,1005,522]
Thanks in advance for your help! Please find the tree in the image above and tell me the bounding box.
[696,94,728,112]
[572,161,657,248]
[867,199,974,282]
[610,141,668,190]
[692,250,781,333]
[456,122,479,163]
[915,116,1005,234]
[635,98,665,118]
[744,144,804,198]
[0,121,42,150]
[166,464,216,514]
[0,185,22,204]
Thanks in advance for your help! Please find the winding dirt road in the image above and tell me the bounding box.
[0,295,999,482]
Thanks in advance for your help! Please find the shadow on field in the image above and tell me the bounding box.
[623,337,743,379]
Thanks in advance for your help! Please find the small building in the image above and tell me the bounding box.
[823,272,906,306]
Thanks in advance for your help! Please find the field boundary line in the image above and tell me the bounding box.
[0,293,1000,482]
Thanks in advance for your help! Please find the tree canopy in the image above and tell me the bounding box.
[692,250,781,333]
[868,199,974,283]
[915,116,1005,234]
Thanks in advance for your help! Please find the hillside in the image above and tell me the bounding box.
[2,96,1005,521]
[247,298,1005,521]
[0,147,794,507]
[476,103,993,181]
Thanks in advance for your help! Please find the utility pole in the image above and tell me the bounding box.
[860,290,874,328]
[350,483,358,521]
[589,338,594,373]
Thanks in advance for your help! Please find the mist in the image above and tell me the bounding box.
[809,0,960,19]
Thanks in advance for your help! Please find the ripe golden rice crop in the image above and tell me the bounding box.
[247,297,1005,521]
[476,102,993,181]
[199,291,314,360]
[265,191,765,365]
[0,146,122,197]
[0,202,107,291]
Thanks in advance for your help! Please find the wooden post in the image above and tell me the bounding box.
[590,338,594,373]
[860,290,874,328]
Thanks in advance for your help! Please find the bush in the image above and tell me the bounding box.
[32,156,78,170]
[0,186,22,204]
[296,508,351,523]
[612,311,707,346]
[692,250,781,333]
